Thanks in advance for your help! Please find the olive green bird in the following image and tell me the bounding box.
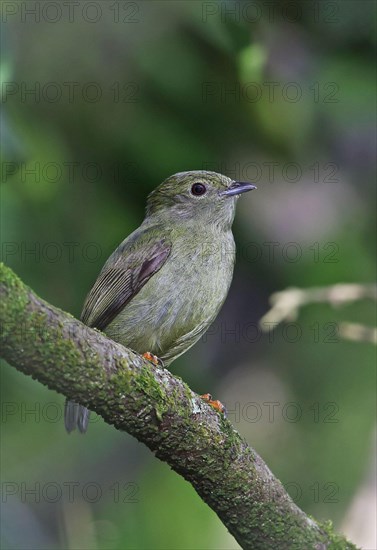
[65,170,256,433]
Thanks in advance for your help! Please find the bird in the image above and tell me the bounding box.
[64,170,256,433]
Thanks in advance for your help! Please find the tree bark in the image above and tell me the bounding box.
[0,263,358,550]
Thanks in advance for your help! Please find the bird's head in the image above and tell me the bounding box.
[146,171,256,229]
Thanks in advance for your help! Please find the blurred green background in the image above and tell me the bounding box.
[1,1,376,549]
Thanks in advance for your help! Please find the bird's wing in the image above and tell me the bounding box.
[81,235,171,330]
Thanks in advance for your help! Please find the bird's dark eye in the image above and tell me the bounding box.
[191,183,207,196]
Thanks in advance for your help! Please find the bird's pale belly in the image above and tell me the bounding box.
[105,239,235,364]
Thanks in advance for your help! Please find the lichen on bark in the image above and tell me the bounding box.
[0,263,358,550]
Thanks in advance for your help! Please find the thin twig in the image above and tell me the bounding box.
[260,284,377,344]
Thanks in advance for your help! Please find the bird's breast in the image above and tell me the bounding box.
[105,231,235,362]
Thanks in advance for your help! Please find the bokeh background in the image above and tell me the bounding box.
[1,1,376,548]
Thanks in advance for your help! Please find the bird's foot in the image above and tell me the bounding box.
[142,352,164,367]
[200,393,227,416]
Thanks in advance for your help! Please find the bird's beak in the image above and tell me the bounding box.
[220,181,257,197]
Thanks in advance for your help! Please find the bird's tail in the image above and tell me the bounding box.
[64,400,90,434]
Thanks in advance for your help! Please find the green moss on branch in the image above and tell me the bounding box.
[0,263,358,550]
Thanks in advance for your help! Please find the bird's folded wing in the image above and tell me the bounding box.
[81,237,171,330]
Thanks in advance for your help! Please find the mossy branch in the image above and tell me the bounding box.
[0,264,358,550]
